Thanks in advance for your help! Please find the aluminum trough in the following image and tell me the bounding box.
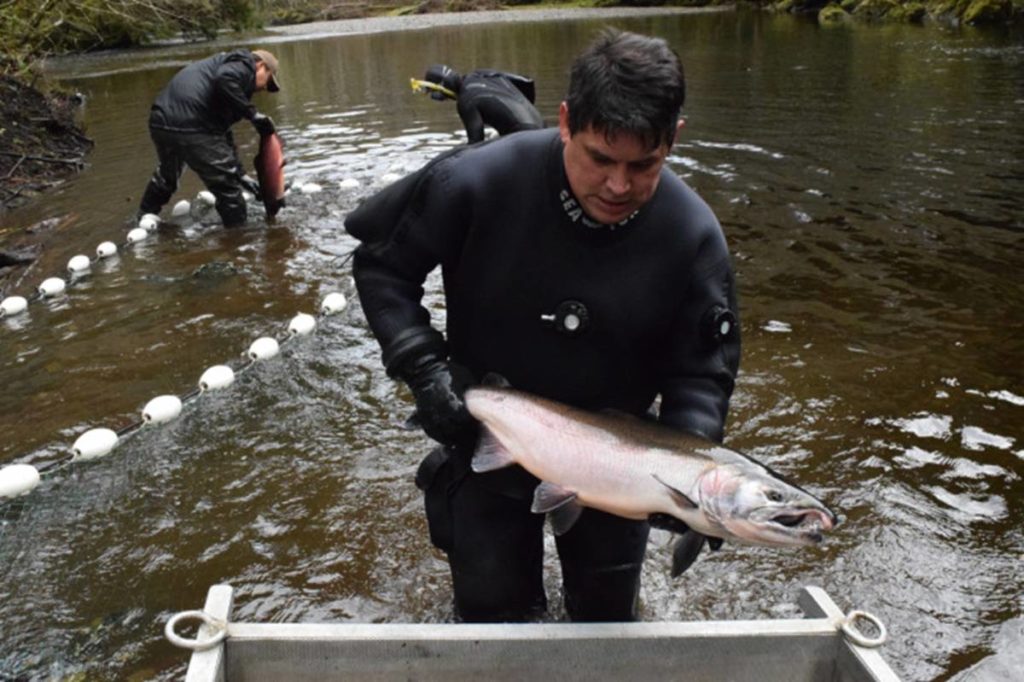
[170,584,899,682]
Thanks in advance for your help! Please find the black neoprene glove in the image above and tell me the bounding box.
[239,174,262,199]
[401,353,477,447]
[251,113,276,136]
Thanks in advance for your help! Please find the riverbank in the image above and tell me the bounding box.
[0,76,91,217]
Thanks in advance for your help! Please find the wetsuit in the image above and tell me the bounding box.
[140,50,261,226]
[347,128,740,622]
[455,70,544,143]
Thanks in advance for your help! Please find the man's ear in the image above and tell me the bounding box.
[558,101,571,144]
[667,117,685,147]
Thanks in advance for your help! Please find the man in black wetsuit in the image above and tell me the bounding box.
[420,64,544,143]
[348,30,740,623]
[138,49,281,228]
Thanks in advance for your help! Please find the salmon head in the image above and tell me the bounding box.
[694,461,838,547]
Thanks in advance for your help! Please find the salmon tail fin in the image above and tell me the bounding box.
[652,473,698,510]
[470,428,516,473]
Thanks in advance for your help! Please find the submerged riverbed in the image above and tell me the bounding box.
[1,7,1022,681]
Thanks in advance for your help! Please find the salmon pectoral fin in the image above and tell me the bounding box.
[670,530,707,578]
[652,473,698,510]
[470,429,517,473]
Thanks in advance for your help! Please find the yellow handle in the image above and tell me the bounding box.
[410,78,456,99]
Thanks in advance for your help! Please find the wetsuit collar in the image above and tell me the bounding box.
[557,184,639,231]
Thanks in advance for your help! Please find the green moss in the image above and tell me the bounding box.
[963,0,1012,21]
[819,3,851,21]
[852,0,900,18]
[888,0,928,18]
[927,0,972,17]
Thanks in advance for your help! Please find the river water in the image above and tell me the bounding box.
[1,7,1021,681]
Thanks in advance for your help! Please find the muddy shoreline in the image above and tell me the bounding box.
[0,76,92,219]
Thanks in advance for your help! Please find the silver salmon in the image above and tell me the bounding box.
[254,131,286,218]
[464,386,837,572]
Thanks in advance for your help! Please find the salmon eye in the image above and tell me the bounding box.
[766,490,784,503]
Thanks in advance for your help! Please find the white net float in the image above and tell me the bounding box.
[0,464,41,499]
[171,199,191,218]
[96,241,118,258]
[67,255,91,273]
[138,214,159,231]
[1,296,28,317]
[300,182,323,195]
[196,190,216,206]
[143,395,183,424]
[288,313,317,336]
[199,365,235,391]
[127,228,149,244]
[247,337,279,360]
[38,277,67,297]
[320,292,348,316]
[339,178,360,190]
[71,428,119,461]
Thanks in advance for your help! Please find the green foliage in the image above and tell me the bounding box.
[0,0,265,73]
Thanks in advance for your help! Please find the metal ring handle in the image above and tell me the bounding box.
[841,609,887,648]
[165,610,228,651]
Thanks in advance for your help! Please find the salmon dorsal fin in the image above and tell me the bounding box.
[652,473,698,510]
[471,429,516,473]
[531,482,583,536]
[480,372,511,388]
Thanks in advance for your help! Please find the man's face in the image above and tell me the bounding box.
[255,63,271,91]
[558,102,675,225]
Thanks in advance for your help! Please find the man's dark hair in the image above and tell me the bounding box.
[565,29,685,150]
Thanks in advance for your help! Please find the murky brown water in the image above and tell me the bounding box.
[1,7,1022,681]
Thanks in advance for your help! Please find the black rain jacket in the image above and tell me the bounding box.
[149,50,259,134]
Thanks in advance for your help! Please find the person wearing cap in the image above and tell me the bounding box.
[420,64,544,144]
[348,30,740,623]
[138,48,281,228]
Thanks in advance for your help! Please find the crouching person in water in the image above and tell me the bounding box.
[138,49,281,228]
[417,64,544,143]
[348,30,740,622]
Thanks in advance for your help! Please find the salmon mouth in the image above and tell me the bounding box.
[770,508,835,543]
